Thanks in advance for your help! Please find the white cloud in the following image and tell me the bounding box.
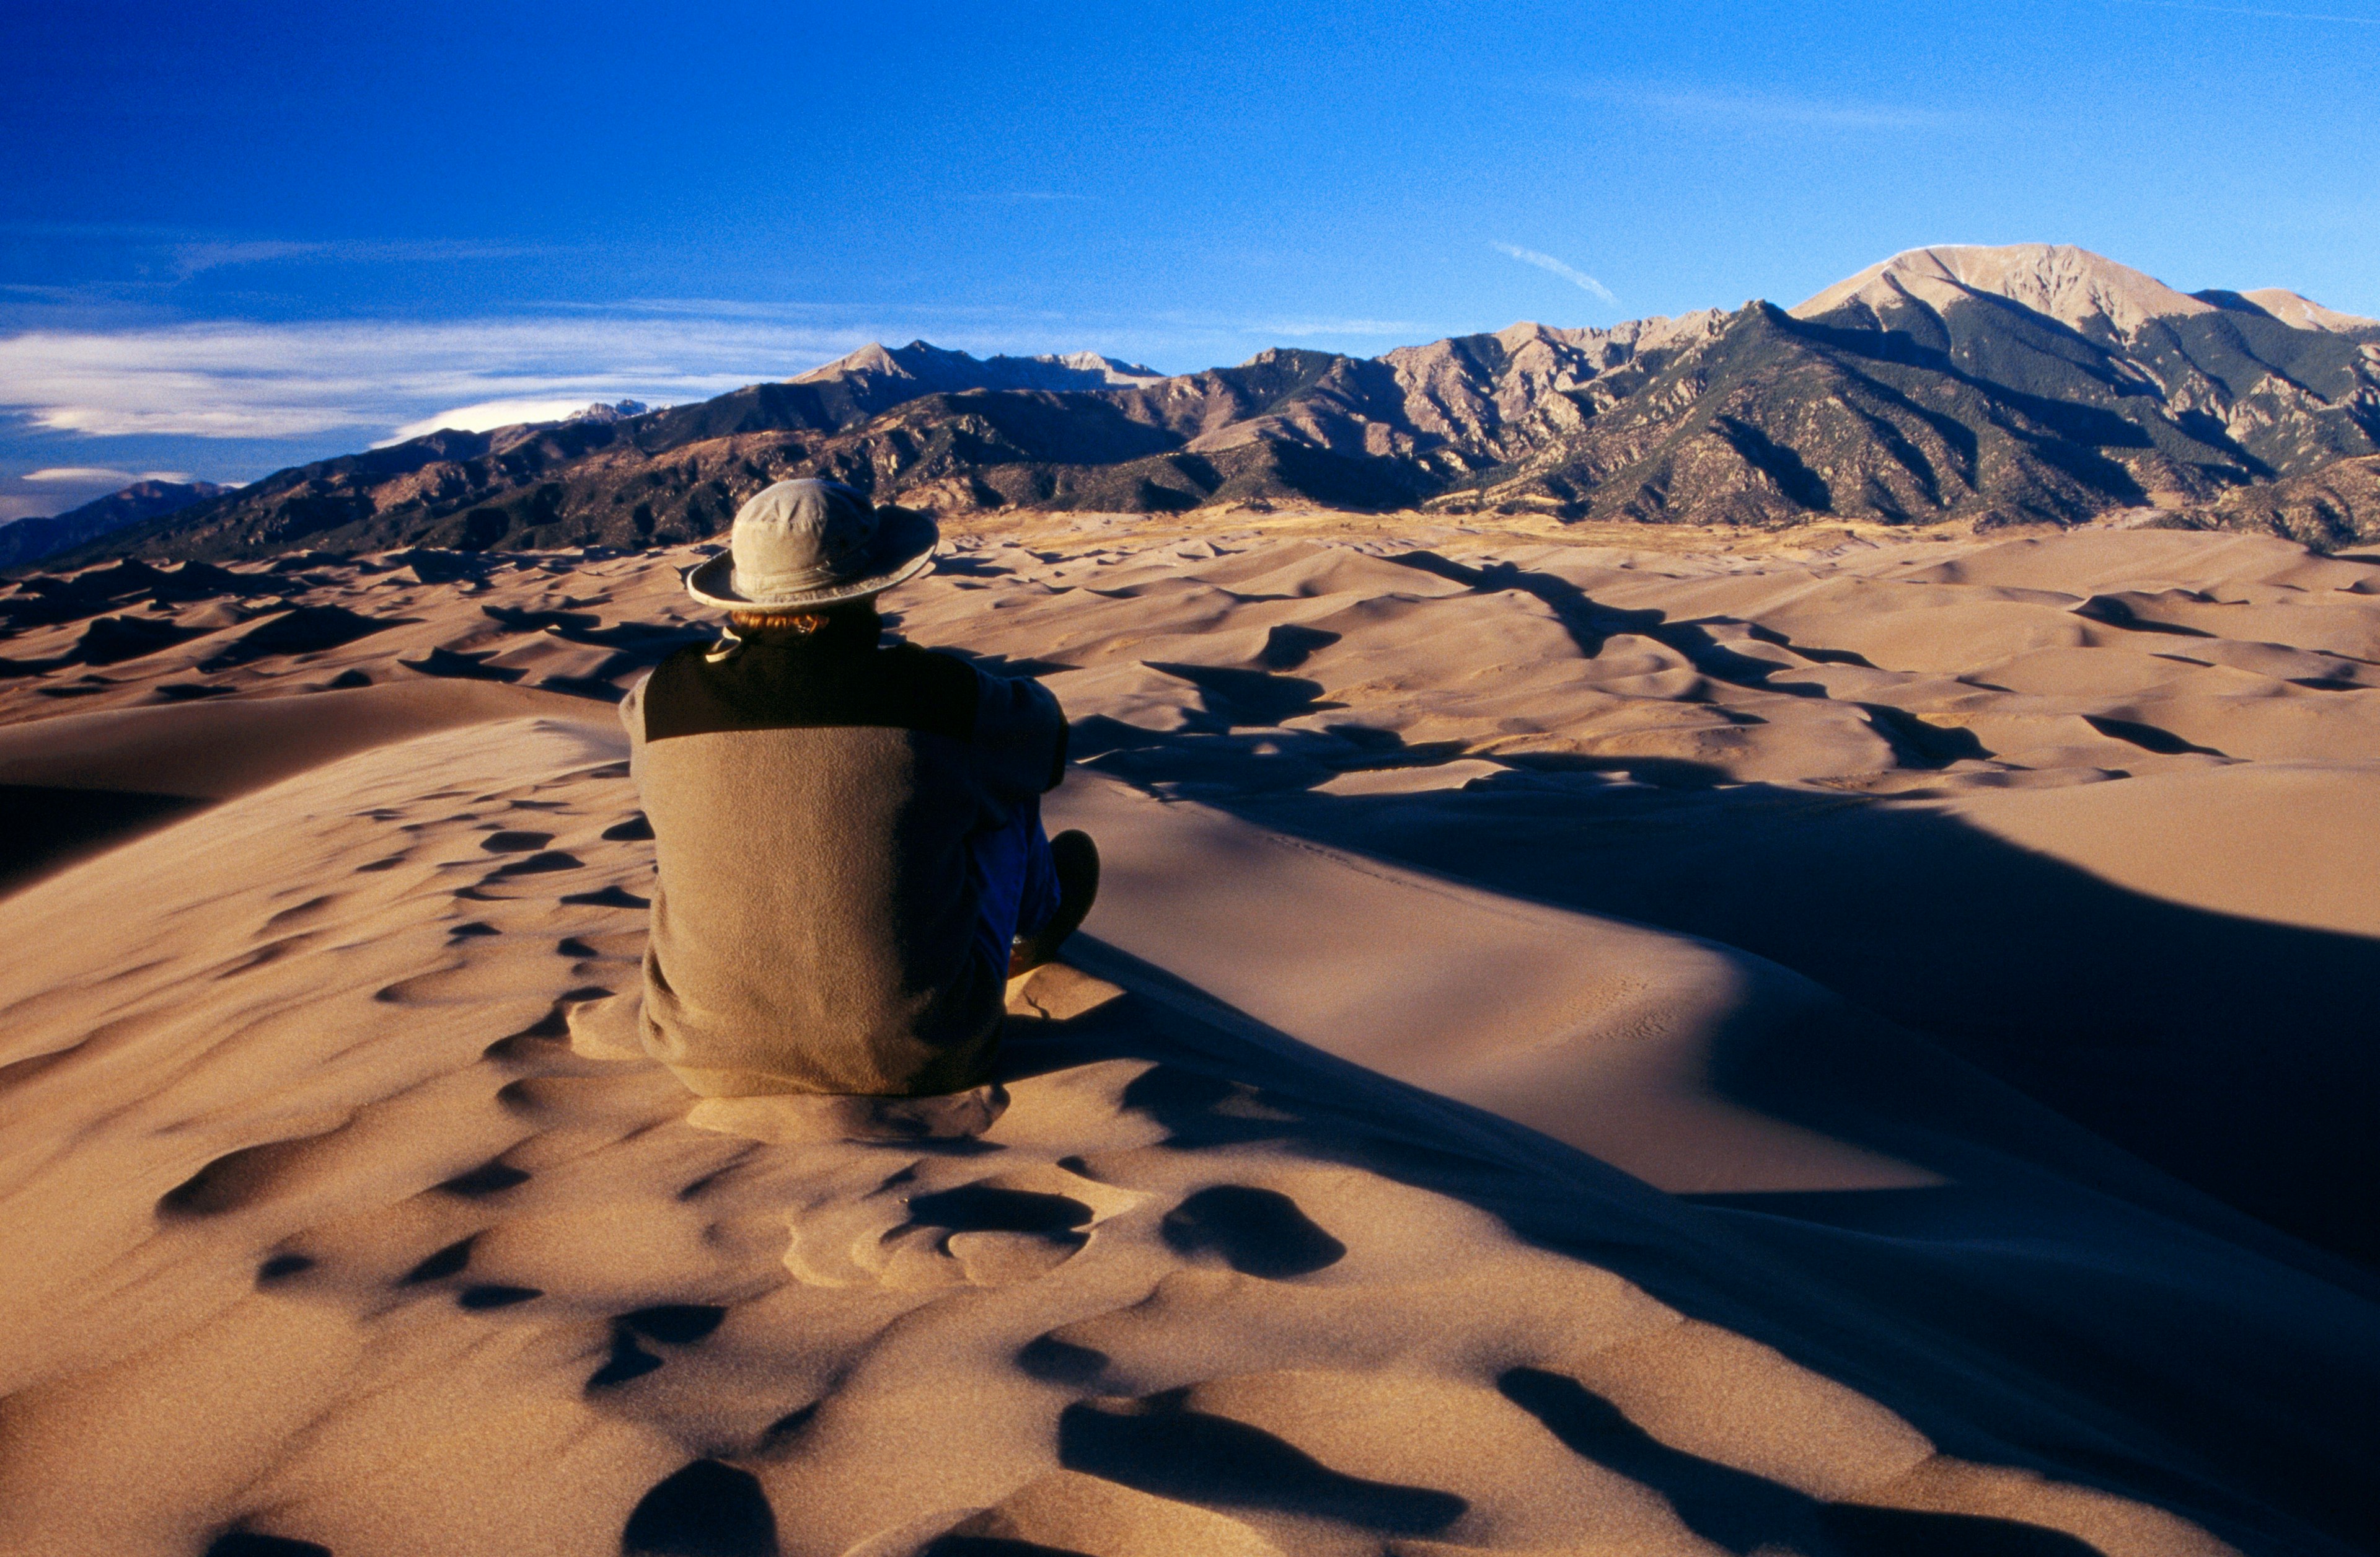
[20,465,192,485]
[24,465,138,483]
[381,397,620,443]
[0,314,879,442]
[0,302,1463,465]
[1493,244,1621,307]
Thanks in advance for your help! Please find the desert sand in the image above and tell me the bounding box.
[1,512,2376,1556]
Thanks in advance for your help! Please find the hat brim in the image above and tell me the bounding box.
[684,505,939,611]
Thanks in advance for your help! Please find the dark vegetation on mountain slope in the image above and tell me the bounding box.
[1465,298,2380,531]
[34,268,2380,570]
[2159,456,2380,552]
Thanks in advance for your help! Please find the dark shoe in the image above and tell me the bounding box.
[1010,829,1098,976]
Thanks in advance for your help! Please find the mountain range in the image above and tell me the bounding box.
[30,244,2380,568]
[0,480,232,571]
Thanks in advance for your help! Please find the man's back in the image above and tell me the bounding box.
[624,613,1065,1096]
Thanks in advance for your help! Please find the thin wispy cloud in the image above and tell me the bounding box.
[1492,244,1620,307]
[1572,82,1962,131]
[0,220,198,241]
[167,238,553,277]
[2105,0,2380,21]
[0,223,562,286]
[1264,318,1420,338]
[549,297,1079,325]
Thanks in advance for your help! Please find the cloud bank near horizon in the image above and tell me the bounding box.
[0,314,873,443]
[0,302,1452,494]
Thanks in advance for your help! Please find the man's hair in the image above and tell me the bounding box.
[729,608,832,635]
[728,600,881,636]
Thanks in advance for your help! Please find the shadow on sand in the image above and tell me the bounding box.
[974,545,2380,1555]
[1002,937,2380,1557]
[1054,547,2380,1271]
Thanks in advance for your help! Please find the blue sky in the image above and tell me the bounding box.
[4,0,2378,518]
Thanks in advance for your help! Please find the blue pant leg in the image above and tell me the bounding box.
[968,796,1060,976]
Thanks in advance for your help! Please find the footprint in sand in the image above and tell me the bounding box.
[788,1163,1148,1290]
[1159,1184,1347,1279]
[553,930,644,976]
[620,1460,775,1557]
[1497,1367,2103,1557]
[455,1283,542,1310]
[208,932,320,980]
[587,1303,729,1390]
[259,893,340,932]
[434,1157,531,1197]
[1056,1389,1468,1539]
[482,849,584,879]
[401,1235,477,1284]
[559,882,650,907]
[203,1530,333,1556]
[156,1119,355,1220]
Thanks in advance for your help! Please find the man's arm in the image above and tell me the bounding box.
[971,669,1068,799]
[618,671,650,771]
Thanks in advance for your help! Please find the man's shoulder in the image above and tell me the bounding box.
[878,638,981,685]
[644,636,979,744]
[648,639,713,678]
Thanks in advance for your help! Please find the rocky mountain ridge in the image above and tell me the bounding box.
[40,245,2380,567]
[0,480,233,571]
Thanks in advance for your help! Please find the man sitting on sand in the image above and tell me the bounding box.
[616,479,1096,1130]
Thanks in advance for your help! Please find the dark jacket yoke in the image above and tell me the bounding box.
[624,620,1066,1096]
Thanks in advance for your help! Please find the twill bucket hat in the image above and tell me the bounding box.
[684,479,938,611]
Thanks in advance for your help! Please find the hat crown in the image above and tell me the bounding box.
[729,480,878,598]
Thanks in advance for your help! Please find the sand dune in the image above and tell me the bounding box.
[1,514,2376,1556]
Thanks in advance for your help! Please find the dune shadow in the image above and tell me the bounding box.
[1230,771,2380,1269]
[0,783,211,896]
[1498,1367,2100,1556]
[1041,617,2380,1550]
[1062,550,2380,1274]
[1054,1391,1466,1535]
[1389,549,1866,700]
[997,909,2380,1557]
[1142,662,1333,725]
